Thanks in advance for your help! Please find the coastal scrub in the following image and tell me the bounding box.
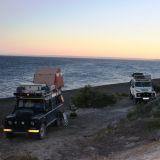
[71,85,116,108]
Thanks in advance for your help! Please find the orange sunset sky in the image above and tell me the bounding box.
[1,0,160,59]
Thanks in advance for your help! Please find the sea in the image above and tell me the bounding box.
[0,55,160,98]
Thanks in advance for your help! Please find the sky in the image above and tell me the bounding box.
[1,0,160,59]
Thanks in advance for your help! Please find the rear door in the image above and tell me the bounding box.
[45,99,56,126]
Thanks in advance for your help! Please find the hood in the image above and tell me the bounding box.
[6,114,16,120]
[135,87,153,92]
[14,109,34,120]
[32,114,44,120]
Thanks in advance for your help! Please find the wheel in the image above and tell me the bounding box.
[134,98,138,104]
[5,133,14,139]
[61,112,68,127]
[55,112,68,127]
[55,114,61,127]
[38,123,46,139]
[129,92,133,99]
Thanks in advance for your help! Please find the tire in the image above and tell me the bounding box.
[130,92,133,99]
[61,112,68,127]
[38,123,46,139]
[5,133,14,139]
[134,98,138,104]
[55,114,61,127]
[55,112,68,127]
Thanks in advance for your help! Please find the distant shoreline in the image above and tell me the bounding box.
[0,81,130,100]
[1,78,160,100]
[1,56,160,99]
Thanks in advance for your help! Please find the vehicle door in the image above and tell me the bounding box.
[56,95,64,111]
[45,99,55,126]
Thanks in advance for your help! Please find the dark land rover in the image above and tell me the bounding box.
[3,68,68,139]
[3,87,68,139]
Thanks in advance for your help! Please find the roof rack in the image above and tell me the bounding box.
[14,83,60,99]
[14,67,64,99]
[132,73,144,77]
[132,73,151,81]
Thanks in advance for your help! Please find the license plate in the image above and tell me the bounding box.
[143,97,149,100]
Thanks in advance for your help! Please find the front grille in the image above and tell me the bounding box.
[137,92,152,98]
[12,119,30,131]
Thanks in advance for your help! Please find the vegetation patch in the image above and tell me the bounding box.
[71,85,116,108]
[127,97,160,129]
[116,93,129,97]
[153,84,160,93]
[3,154,38,160]
[146,118,160,130]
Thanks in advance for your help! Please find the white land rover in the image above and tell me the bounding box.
[130,73,156,103]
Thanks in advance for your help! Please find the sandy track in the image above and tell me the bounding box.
[0,98,133,160]
[108,141,160,160]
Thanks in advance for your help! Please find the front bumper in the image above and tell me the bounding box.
[135,92,156,100]
[3,128,40,134]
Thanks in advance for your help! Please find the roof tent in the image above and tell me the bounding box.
[33,67,64,89]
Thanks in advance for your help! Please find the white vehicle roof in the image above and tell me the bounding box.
[132,73,151,82]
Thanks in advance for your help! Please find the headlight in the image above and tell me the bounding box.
[136,93,141,97]
[21,121,25,125]
[30,121,35,126]
[8,120,12,125]
[152,93,155,97]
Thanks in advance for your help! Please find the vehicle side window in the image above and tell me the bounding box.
[45,100,52,112]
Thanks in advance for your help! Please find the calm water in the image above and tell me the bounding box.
[0,56,160,98]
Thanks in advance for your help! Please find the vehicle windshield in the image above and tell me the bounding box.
[17,99,44,109]
[135,82,152,87]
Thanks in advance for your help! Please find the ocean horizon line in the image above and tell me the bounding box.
[0,53,160,62]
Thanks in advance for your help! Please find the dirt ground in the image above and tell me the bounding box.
[1,80,160,160]
[0,97,133,160]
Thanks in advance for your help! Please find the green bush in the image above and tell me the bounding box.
[127,98,160,121]
[116,93,129,97]
[153,84,160,93]
[4,155,38,160]
[127,109,138,120]
[71,85,93,108]
[71,85,116,108]
[146,118,160,130]
[127,103,153,120]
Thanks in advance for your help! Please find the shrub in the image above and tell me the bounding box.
[116,93,129,97]
[127,109,138,121]
[153,84,160,93]
[92,92,116,108]
[71,85,93,108]
[127,103,154,120]
[127,98,160,121]
[71,85,116,108]
[146,118,160,130]
[4,154,38,160]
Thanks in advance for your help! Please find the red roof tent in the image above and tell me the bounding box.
[33,67,64,89]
